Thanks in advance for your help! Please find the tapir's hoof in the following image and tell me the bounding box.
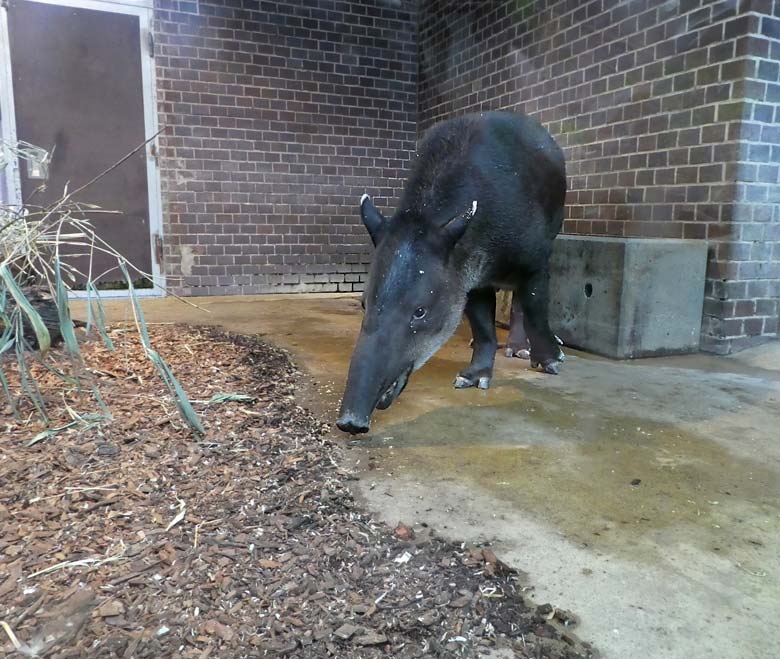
[531,359,561,375]
[454,375,491,389]
[505,346,531,359]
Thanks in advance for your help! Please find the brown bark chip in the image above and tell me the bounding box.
[394,522,415,541]
[0,325,596,658]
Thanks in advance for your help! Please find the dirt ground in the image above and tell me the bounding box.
[0,325,595,658]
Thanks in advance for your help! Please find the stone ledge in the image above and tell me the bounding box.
[548,235,709,359]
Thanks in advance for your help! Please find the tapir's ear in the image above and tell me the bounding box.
[360,194,386,246]
[442,200,478,246]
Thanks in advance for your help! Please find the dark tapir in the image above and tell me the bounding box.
[336,111,566,434]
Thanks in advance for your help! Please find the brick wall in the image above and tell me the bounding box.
[718,1,780,350]
[419,0,780,353]
[153,0,417,296]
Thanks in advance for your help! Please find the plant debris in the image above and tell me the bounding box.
[1,325,595,657]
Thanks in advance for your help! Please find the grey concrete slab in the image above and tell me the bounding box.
[549,236,708,358]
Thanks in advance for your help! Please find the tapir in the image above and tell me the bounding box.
[336,111,566,434]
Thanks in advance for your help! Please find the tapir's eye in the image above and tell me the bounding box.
[413,306,427,320]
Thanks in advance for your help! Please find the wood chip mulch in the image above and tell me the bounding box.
[0,325,596,658]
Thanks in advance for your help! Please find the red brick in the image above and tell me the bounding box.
[156,0,416,297]
[421,0,780,351]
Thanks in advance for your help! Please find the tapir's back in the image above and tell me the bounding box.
[402,112,566,240]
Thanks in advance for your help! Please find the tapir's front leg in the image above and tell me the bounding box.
[454,287,497,390]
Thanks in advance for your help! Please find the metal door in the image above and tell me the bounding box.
[2,0,163,291]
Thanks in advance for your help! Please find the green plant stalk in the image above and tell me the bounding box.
[0,265,51,355]
[0,291,18,417]
[120,262,204,436]
[0,366,19,419]
[55,252,112,419]
[14,321,48,424]
[85,282,115,351]
[54,261,80,357]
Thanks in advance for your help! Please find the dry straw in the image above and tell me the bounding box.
[0,135,204,436]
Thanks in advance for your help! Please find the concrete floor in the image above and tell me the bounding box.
[82,294,780,659]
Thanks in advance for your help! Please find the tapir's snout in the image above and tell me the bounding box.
[337,365,412,434]
[335,412,370,435]
[337,324,415,435]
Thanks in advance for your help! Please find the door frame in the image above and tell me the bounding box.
[0,0,165,297]
[0,3,21,205]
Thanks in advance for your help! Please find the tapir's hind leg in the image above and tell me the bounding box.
[454,287,497,390]
[516,268,564,375]
[505,293,531,359]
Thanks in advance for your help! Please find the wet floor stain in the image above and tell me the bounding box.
[360,396,780,565]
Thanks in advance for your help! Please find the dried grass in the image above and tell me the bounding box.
[0,135,203,435]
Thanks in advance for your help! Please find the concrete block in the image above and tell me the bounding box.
[548,235,708,358]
